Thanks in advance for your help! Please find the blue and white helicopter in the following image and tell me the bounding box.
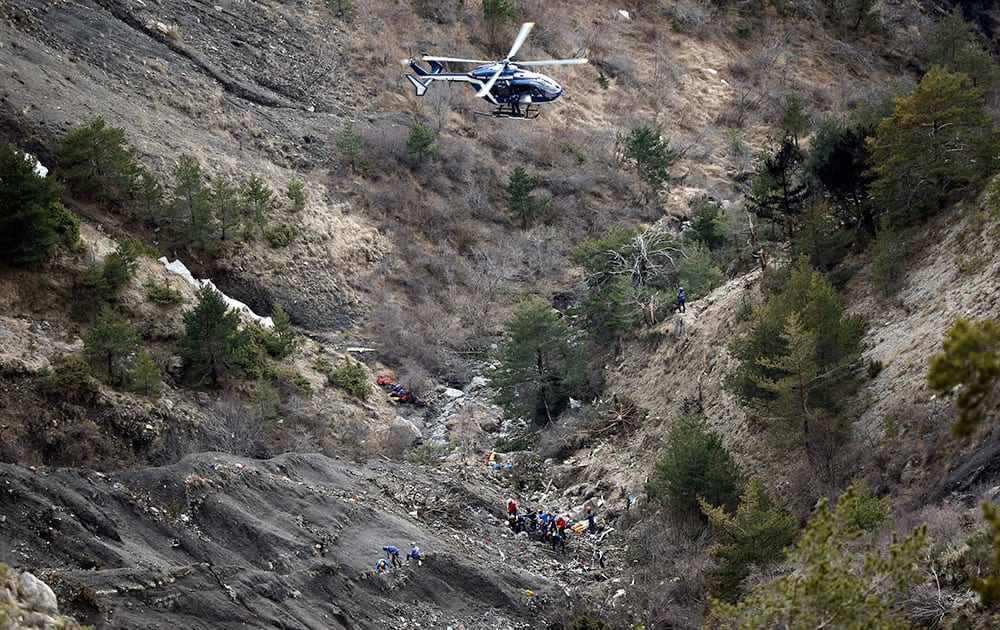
[402,22,587,119]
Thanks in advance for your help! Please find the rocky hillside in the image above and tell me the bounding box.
[2,451,597,629]
[2,0,1000,628]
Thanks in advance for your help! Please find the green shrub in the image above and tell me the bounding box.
[868,219,905,296]
[264,223,299,247]
[408,441,454,465]
[285,177,307,212]
[492,433,533,453]
[145,277,184,305]
[37,354,100,404]
[230,328,275,381]
[128,349,162,397]
[0,144,79,265]
[101,238,141,293]
[701,479,798,602]
[646,413,743,518]
[262,304,299,358]
[566,613,612,630]
[560,140,588,164]
[327,359,371,400]
[405,122,437,167]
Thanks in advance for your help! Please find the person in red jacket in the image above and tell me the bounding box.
[507,498,518,516]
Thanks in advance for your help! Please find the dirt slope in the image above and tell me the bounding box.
[2,452,587,629]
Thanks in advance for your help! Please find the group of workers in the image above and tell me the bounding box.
[505,499,600,555]
[375,543,423,572]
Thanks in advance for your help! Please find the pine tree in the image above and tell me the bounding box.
[709,481,927,629]
[780,93,811,147]
[262,304,299,359]
[129,349,162,396]
[867,66,1000,224]
[646,413,743,518]
[928,317,1000,437]
[803,116,876,238]
[925,7,1000,93]
[336,122,370,174]
[616,125,683,204]
[745,137,807,240]
[0,144,79,266]
[405,122,437,167]
[135,166,165,225]
[505,165,550,229]
[240,175,276,238]
[179,285,242,387]
[701,478,798,602]
[169,155,214,250]
[210,176,241,242]
[83,306,141,382]
[686,197,727,252]
[488,298,587,423]
[727,256,865,468]
[481,0,517,56]
[285,177,307,213]
[57,117,140,206]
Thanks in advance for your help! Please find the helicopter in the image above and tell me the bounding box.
[401,22,587,119]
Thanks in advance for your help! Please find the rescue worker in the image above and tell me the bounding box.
[384,545,401,568]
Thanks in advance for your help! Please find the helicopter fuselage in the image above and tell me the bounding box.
[469,63,563,105]
[404,59,562,108]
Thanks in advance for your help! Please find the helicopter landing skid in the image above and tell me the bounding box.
[476,106,539,120]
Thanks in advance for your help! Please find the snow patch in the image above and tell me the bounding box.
[159,257,273,328]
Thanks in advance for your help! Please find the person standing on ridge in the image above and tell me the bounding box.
[677,287,686,313]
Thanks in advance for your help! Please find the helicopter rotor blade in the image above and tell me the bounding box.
[422,55,494,64]
[506,22,534,60]
[516,58,589,67]
[476,65,505,97]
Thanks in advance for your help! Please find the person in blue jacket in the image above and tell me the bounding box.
[376,558,392,572]
[586,505,597,534]
[409,543,422,564]
[677,287,686,313]
[384,545,401,568]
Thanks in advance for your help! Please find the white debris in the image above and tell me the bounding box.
[618,9,630,20]
[30,155,48,177]
[159,257,274,328]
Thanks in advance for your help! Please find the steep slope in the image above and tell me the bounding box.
[3,0,997,628]
[599,198,1000,513]
[1,452,580,629]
